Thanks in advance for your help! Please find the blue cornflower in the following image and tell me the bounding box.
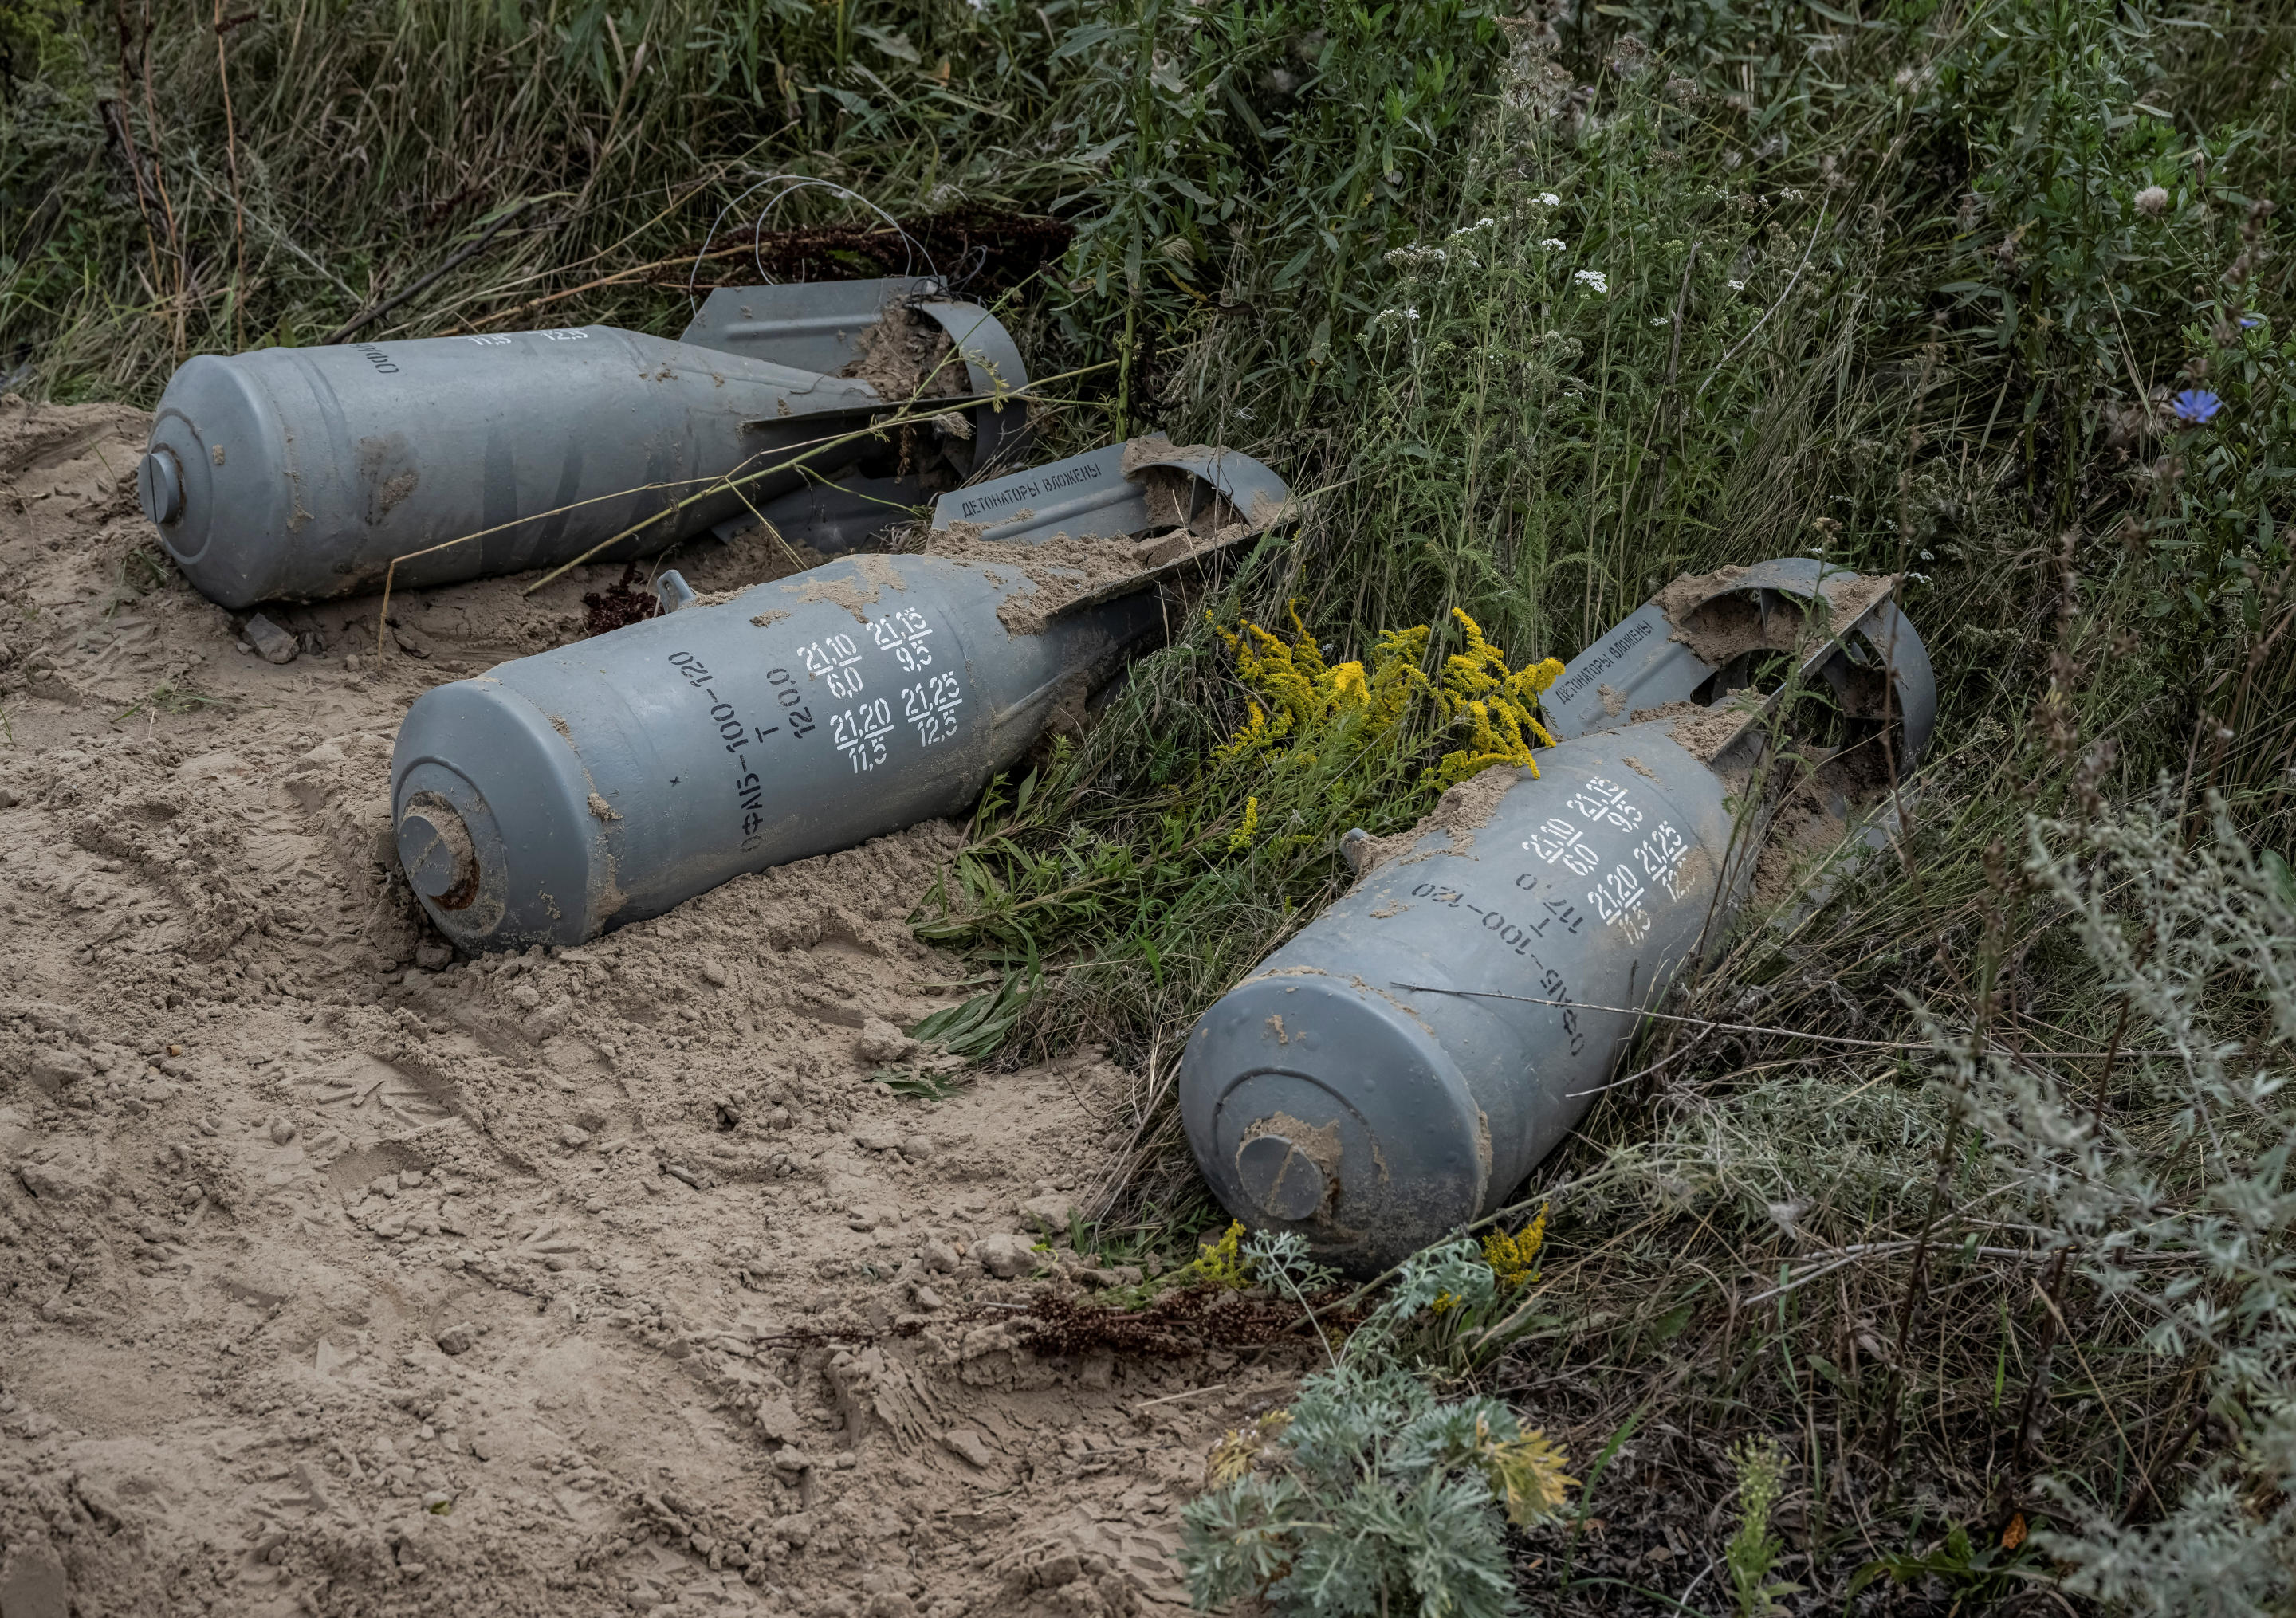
[2172,388,2223,425]
[2240,316,2263,329]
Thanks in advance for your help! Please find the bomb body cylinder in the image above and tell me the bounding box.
[1181,560,1935,1272]
[135,313,1000,610]
[391,554,1161,952]
[1177,722,1740,1274]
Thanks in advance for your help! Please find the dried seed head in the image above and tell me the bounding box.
[2135,185,2171,217]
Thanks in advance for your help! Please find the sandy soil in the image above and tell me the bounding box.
[0,399,1299,1618]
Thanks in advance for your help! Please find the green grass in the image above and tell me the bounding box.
[111,677,226,724]
[10,0,2296,1607]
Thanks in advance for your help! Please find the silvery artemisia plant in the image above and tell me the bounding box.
[1179,1238,1575,1618]
[1948,794,2296,1615]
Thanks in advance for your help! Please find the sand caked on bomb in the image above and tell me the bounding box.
[389,438,1290,953]
[134,278,1029,609]
[1178,559,1937,1273]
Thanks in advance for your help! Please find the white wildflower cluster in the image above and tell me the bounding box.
[1437,217,1495,268]
[1372,306,1421,332]
[1728,278,1748,291]
[1573,269,1609,293]
[1382,244,1448,272]
[1538,238,1567,251]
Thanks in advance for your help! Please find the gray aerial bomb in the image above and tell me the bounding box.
[1177,559,1936,1273]
[136,278,1028,610]
[389,440,1291,953]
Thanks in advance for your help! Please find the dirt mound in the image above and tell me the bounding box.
[0,401,1295,1617]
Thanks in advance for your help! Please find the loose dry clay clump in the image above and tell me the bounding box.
[0,399,1311,1618]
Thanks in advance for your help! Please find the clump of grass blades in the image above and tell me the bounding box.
[2,1,1105,402]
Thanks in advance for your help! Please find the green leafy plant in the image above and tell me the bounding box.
[112,680,227,724]
[906,968,1034,1065]
[1722,1436,1799,1618]
[1847,1512,2046,1610]
[1179,1238,1577,1617]
[869,1069,964,1102]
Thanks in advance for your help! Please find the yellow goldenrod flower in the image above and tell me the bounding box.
[1187,1219,1253,1289]
[1429,611,1564,791]
[1481,1204,1547,1290]
[1218,606,1327,734]
[1365,625,1433,738]
[1213,607,1434,761]
[1474,1418,1577,1525]
[1212,701,1280,763]
[1228,795,1260,851]
[1210,605,1559,795]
